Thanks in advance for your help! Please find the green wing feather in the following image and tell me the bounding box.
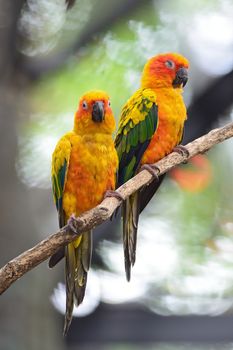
[52,160,67,227]
[51,136,72,228]
[115,88,159,281]
[115,88,158,186]
[49,136,72,269]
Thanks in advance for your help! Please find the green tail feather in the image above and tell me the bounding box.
[63,243,75,336]
[122,192,139,281]
[63,231,92,336]
[74,231,92,306]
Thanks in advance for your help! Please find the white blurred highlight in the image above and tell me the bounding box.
[187,12,233,75]
[18,0,66,56]
[51,270,101,317]
[16,113,72,188]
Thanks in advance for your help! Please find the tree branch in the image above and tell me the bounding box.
[1,122,233,294]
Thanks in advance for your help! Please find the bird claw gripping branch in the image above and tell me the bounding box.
[104,190,124,202]
[173,145,190,163]
[66,214,79,235]
[140,163,160,183]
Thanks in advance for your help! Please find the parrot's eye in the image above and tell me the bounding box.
[82,101,88,109]
[165,60,175,69]
[108,100,111,107]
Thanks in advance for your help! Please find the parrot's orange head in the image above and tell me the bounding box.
[74,90,116,134]
[141,53,189,90]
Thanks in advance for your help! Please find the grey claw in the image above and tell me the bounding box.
[66,214,79,234]
[140,164,160,181]
[104,190,124,201]
[173,145,190,163]
[173,145,189,157]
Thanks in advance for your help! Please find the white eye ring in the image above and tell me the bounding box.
[108,100,111,107]
[165,60,175,69]
[82,101,88,109]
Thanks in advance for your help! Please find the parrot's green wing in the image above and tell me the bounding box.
[115,89,159,281]
[115,89,158,187]
[49,135,72,268]
[51,135,72,227]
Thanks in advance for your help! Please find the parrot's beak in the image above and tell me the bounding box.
[92,101,105,122]
[172,67,188,88]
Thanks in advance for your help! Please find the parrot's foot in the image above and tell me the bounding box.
[104,190,123,221]
[140,164,160,182]
[67,214,79,235]
[104,190,124,202]
[173,145,190,163]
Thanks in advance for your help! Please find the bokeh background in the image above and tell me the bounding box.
[1,0,233,349]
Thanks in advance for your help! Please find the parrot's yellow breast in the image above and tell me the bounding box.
[141,88,187,164]
[63,132,118,218]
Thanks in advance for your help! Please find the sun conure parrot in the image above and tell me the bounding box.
[115,53,189,281]
[50,90,118,335]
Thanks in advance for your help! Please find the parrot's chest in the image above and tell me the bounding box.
[63,134,117,215]
[142,91,187,164]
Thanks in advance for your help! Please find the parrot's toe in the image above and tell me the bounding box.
[140,163,160,182]
[67,214,79,234]
[173,145,190,163]
[104,190,124,202]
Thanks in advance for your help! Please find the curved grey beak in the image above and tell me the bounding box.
[172,67,188,88]
[92,101,105,123]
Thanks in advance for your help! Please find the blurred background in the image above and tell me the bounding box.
[1,0,233,349]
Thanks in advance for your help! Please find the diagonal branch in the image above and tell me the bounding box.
[1,122,233,295]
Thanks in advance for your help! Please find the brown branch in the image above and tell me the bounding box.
[1,122,233,294]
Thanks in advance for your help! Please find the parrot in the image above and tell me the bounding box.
[50,90,118,335]
[115,52,189,281]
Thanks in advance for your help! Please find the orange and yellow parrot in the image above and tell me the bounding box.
[115,53,189,281]
[50,90,118,335]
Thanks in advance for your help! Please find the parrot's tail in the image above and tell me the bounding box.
[63,231,93,336]
[64,242,76,336]
[122,192,139,282]
[74,230,92,306]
